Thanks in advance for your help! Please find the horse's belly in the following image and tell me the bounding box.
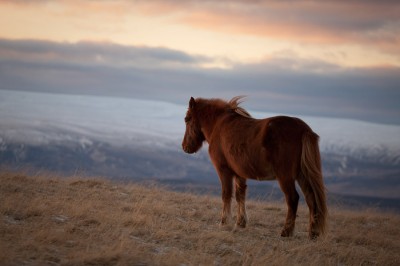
[255,173,275,181]
[245,163,276,181]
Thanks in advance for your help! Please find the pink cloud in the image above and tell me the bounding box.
[2,0,399,60]
[135,0,400,56]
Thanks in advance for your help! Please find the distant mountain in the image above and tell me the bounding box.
[1,89,399,204]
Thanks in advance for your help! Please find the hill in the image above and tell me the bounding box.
[1,89,400,201]
[1,172,399,266]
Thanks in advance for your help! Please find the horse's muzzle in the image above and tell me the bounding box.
[182,144,194,154]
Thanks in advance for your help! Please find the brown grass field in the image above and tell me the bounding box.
[1,172,399,266]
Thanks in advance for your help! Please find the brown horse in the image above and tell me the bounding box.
[182,96,327,239]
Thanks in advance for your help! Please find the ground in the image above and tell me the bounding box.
[0,172,399,265]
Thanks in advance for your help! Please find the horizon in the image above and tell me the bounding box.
[2,88,400,127]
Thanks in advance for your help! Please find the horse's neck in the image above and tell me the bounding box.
[199,108,225,143]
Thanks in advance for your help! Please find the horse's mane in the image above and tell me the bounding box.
[229,96,252,118]
[196,96,252,119]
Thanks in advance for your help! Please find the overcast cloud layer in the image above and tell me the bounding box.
[1,39,399,124]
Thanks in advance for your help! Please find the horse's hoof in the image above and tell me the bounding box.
[219,222,228,228]
[235,219,247,229]
[219,223,233,231]
[219,218,232,229]
[309,231,319,240]
[236,223,246,229]
[233,222,246,232]
[280,228,294,237]
[232,225,245,233]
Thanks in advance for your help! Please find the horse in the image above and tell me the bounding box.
[182,96,327,239]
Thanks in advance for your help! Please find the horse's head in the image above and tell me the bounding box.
[182,97,205,154]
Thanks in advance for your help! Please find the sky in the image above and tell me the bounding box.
[0,0,400,124]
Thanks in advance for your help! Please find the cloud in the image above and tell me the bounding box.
[135,0,400,58]
[0,39,215,69]
[1,0,398,67]
[1,39,399,125]
[4,0,399,49]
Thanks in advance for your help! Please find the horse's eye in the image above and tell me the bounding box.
[185,116,191,123]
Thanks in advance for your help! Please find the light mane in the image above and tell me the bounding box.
[229,96,252,118]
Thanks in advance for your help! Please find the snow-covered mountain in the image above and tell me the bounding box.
[1,89,399,200]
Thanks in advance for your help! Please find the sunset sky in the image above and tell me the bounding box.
[1,0,399,124]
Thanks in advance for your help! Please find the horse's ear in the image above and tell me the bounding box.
[189,97,196,109]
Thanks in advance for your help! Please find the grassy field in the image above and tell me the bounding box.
[0,172,399,266]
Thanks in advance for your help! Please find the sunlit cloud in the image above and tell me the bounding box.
[135,0,400,65]
[1,0,399,67]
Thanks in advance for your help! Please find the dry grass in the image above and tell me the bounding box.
[0,172,399,266]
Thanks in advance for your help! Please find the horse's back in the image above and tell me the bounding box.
[263,115,312,143]
[215,114,312,159]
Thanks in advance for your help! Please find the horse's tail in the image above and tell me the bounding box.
[300,131,327,236]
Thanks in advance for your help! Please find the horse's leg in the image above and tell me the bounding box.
[218,170,233,226]
[234,176,247,228]
[278,177,299,237]
[297,174,318,239]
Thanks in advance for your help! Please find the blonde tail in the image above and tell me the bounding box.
[301,131,327,236]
